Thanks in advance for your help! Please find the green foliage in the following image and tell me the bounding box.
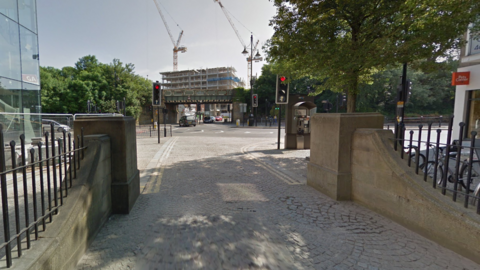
[40,55,152,119]
[267,0,480,112]
[254,61,457,117]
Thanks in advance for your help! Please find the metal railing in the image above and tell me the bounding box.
[136,125,173,138]
[394,117,480,215]
[0,124,86,268]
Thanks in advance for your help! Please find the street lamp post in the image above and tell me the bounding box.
[242,33,262,126]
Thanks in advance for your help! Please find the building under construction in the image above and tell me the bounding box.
[160,67,243,91]
[160,67,244,121]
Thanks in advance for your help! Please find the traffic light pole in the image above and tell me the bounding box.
[157,108,160,144]
[164,109,167,137]
[278,105,281,150]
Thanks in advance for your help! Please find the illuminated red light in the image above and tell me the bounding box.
[155,85,160,90]
[280,76,286,82]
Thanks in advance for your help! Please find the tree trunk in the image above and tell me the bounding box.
[347,91,357,113]
[346,75,358,113]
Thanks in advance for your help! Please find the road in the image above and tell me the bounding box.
[75,123,478,270]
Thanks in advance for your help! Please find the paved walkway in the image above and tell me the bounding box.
[76,136,479,270]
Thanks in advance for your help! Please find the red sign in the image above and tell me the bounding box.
[22,74,39,84]
[452,72,470,85]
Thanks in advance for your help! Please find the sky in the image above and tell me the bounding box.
[36,0,277,85]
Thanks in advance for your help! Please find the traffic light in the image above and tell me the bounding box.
[252,94,258,107]
[339,93,347,107]
[405,80,412,103]
[276,75,289,104]
[152,81,161,106]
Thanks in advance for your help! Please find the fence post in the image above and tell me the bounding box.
[0,127,12,267]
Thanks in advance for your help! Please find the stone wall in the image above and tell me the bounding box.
[351,129,480,264]
[10,135,112,270]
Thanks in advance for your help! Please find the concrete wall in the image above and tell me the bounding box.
[307,113,384,200]
[10,135,112,270]
[74,117,140,214]
[351,129,480,264]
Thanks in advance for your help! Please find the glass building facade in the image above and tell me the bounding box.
[0,0,41,141]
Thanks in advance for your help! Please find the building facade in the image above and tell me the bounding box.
[160,67,243,120]
[453,28,480,139]
[0,0,41,139]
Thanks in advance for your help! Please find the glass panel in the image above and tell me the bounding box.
[17,0,36,33]
[468,90,480,138]
[0,13,22,80]
[0,0,18,22]
[0,78,22,142]
[22,82,41,138]
[19,25,39,84]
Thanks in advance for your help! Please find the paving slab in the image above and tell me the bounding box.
[76,136,480,270]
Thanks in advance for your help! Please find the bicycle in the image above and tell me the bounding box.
[426,143,480,205]
[403,144,426,169]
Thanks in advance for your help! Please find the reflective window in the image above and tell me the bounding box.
[22,82,40,137]
[18,0,36,33]
[20,26,39,85]
[0,77,21,112]
[0,0,18,22]
[0,78,22,141]
[0,13,22,80]
[467,90,480,138]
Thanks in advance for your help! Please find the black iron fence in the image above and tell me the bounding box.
[0,124,85,268]
[136,125,173,138]
[394,117,480,215]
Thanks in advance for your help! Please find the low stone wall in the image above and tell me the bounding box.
[351,129,480,264]
[10,135,112,270]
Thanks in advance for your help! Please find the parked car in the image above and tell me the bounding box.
[42,119,71,132]
[203,116,214,123]
[215,116,223,121]
[179,115,196,127]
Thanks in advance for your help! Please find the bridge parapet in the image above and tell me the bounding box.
[164,89,234,104]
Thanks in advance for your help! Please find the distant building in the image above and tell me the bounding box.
[160,67,244,119]
[0,0,41,140]
[453,27,480,139]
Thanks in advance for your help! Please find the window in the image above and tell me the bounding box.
[0,0,18,22]
[0,13,22,80]
[20,26,39,84]
[467,90,480,138]
[0,77,21,112]
[18,0,36,33]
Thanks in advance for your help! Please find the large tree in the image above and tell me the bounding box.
[41,56,152,118]
[267,0,480,112]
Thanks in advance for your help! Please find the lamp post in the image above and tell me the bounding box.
[242,33,262,126]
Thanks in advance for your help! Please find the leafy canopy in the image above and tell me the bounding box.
[41,55,152,119]
[267,0,480,112]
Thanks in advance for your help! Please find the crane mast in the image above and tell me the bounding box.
[214,0,261,88]
[153,0,187,71]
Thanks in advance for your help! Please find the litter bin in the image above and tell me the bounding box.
[296,135,304,149]
[248,114,254,126]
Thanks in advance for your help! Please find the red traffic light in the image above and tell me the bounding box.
[154,84,160,90]
[280,76,286,82]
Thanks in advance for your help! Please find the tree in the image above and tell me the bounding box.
[40,56,152,119]
[267,0,480,112]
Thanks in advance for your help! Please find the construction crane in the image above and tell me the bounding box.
[153,0,186,71]
[214,0,262,89]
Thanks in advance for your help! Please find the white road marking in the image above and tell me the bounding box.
[215,130,225,133]
[245,132,251,134]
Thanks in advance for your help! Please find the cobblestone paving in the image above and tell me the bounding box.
[76,136,480,270]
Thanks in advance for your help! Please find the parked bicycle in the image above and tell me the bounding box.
[425,143,480,204]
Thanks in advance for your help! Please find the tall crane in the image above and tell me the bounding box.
[153,0,186,71]
[214,0,262,89]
